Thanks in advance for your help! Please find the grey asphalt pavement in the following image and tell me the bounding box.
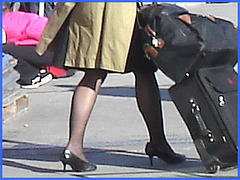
[2,2,238,178]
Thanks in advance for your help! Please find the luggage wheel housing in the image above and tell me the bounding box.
[206,162,221,174]
[194,139,221,173]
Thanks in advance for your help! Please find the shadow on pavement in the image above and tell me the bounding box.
[54,85,172,101]
[2,139,210,177]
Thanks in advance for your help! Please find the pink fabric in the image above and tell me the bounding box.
[2,11,48,46]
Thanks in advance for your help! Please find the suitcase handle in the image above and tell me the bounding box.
[190,98,215,142]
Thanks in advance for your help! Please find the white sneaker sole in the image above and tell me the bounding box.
[21,74,53,89]
[38,73,53,86]
[21,83,40,89]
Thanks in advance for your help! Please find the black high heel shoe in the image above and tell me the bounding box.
[145,142,186,166]
[59,150,97,172]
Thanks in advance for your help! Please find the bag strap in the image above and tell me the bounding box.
[137,2,157,10]
[137,2,143,10]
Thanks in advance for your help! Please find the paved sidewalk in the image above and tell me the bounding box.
[2,70,238,178]
[2,2,238,178]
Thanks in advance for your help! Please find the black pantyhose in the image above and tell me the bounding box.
[66,68,174,163]
[134,71,173,152]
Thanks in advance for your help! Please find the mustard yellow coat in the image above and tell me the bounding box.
[36,2,136,73]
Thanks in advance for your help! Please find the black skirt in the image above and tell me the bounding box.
[124,21,157,74]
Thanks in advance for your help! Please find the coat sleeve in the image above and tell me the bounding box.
[36,2,76,56]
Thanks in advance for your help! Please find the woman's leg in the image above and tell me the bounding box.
[66,69,107,162]
[134,71,172,150]
[134,70,186,164]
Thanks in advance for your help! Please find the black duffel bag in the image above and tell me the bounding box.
[137,3,238,83]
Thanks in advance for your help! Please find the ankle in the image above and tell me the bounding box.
[147,141,174,153]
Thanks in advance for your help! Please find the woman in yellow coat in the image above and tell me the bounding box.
[37,2,185,172]
[37,2,135,72]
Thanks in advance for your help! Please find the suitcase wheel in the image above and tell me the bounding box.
[206,162,221,174]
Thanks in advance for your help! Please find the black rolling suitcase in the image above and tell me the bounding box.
[169,65,238,173]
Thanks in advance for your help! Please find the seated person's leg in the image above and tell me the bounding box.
[2,43,75,78]
[2,43,54,68]
[14,59,53,89]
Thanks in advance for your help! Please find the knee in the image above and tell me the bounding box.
[80,69,108,89]
[84,69,107,82]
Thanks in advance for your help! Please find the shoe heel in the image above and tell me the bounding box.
[61,161,67,171]
[148,155,153,166]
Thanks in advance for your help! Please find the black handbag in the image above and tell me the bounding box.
[137,3,238,83]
